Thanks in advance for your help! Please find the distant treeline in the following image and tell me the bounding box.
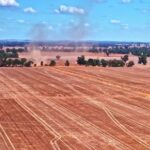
[77,54,148,67]
[77,55,127,67]
[89,47,150,57]
[0,41,29,47]
[2,58,33,67]
[0,40,149,47]
[5,48,27,53]
[0,50,18,58]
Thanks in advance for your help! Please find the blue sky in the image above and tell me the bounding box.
[1,0,150,41]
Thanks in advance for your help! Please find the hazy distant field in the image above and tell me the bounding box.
[0,66,150,150]
[19,51,150,67]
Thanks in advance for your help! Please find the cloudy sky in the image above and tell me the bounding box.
[1,0,150,41]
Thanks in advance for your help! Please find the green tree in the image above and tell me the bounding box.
[24,61,33,67]
[101,59,108,67]
[41,61,44,66]
[108,59,125,67]
[5,59,11,67]
[50,60,56,66]
[95,59,101,66]
[13,59,21,67]
[77,55,86,65]
[126,61,135,67]
[121,55,129,63]
[20,58,27,66]
[87,59,95,66]
[65,60,70,66]
[0,53,8,67]
[138,55,147,65]
[106,50,110,57]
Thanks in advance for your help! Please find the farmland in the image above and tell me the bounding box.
[19,51,150,67]
[0,66,150,150]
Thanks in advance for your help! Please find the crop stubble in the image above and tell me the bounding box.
[0,66,150,150]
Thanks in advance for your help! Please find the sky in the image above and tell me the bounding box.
[1,0,150,41]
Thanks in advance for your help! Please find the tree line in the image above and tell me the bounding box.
[77,55,126,67]
[89,47,150,57]
[1,58,33,67]
[0,51,33,67]
[77,54,148,67]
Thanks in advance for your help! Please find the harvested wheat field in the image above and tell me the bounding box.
[0,66,150,150]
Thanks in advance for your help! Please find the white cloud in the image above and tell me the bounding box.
[142,9,150,13]
[0,0,19,7]
[84,23,90,27]
[91,0,107,3]
[121,24,129,29]
[54,9,60,14]
[110,19,129,29]
[110,19,121,24]
[41,21,47,24]
[17,19,25,23]
[70,19,75,23]
[0,28,3,32]
[55,5,85,15]
[48,26,53,31]
[24,7,36,13]
[121,0,131,3]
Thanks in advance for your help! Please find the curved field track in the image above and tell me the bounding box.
[0,66,150,150]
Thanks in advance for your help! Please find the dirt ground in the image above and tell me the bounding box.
[0,66,150,150]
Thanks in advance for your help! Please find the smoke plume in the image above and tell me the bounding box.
[64,0,101,41]
[28,23,51,65]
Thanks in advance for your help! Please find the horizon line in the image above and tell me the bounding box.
[0,39,150,43]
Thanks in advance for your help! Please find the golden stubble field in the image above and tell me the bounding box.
[0,65,150,150]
